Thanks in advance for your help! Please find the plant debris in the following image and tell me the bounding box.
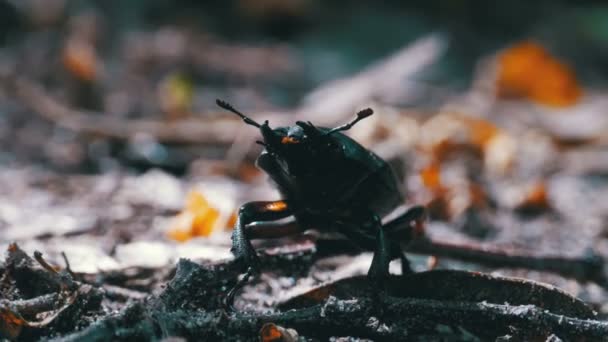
[2,2,608,340]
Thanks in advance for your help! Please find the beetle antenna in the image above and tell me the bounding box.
[216,99,262,128]
[256,140,278,154]
[255,140,268,148]
[326,108,374,135]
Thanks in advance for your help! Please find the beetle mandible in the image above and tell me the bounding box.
[217,99,426,307]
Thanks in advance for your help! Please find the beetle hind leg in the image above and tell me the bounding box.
[391,244,415,276]
[364,213,394,316]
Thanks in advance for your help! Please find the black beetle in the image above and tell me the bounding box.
[217,99,426,307]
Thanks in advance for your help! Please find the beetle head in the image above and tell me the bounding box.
[217,99,374,174]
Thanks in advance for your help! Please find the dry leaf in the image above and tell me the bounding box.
[420,162,442,190]
[63,38,98,82]
[259,323,299,342]
[514,182,551,215]
[167,190,235,242]
[0,308,26,340]
[497,41,582,107]
[419,162,452,221]
[158,73,194,121]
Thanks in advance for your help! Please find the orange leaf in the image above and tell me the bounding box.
[469,184,489,209]
[497,41,547,98]
[62,39,98,82]
[167,190,228,242]
[0,308,26,340]
[463,116,499,148]
[226,212,237,230]
[420,162,442,190]
[7,243,17,253]
[191,207,220,237]
[167,190,236,242]
[186,191,210,212]
[528,59,582,107]
[515,182,550,214]
[166,226,192,243]
[497,41,581,107]
[260,323,283,342]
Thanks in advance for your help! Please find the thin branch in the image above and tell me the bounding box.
[11,78,287,144]
[298,34,447,124]
[406,238,608,287]
[33,251,76,291]
[0,294,60,316]
[8,35,446,147]
[102,285,148,301]
[61,252,76,280]
[54,292,608,341]
[33,251,59,274]
[312,235,608,289]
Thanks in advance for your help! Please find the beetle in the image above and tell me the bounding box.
[217,99,426,308]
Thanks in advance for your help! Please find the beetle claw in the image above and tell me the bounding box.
[223,266,257,312]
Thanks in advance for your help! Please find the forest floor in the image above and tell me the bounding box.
[3,1,608,341]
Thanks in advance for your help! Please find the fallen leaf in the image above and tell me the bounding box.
[167,190,235,242]
[515,182,551,215]
[497,41,582,107]
[420,162,442,190]
[259,323,299,342]
[421,113,503,163]
[260,323,282,342]
[63,38,98,82]
[158,72,194,121]
[0,308,26,340]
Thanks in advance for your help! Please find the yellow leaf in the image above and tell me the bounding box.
[159,73,194,120]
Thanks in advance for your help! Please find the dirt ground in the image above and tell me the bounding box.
[2,1,608,341]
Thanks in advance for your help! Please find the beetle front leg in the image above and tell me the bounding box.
[231,200,293,270]
[225,200,293,311]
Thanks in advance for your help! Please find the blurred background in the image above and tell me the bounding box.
[2,0,608,314]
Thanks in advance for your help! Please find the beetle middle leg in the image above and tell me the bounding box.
[383,205,427,239]
[368,214,391,281]
[384,205,427,274]
[362,213,394,316]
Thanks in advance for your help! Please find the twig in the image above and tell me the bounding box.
[31,250,76,291]
[0,294,59,316]
[406,238,608,287]
[33,251,58,274]
[298,34,447,124]
[9,35,445,147]
[32,255,608,340]
[312,235,608,288]
[61,252,76,279]
[11,78,288,144]
[53,291,608,341]
[101,285,148,301]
